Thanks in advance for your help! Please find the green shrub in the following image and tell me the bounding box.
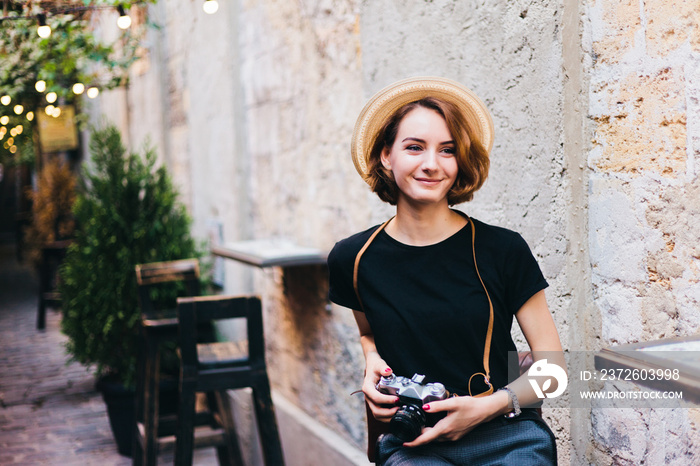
[59,124,198,387]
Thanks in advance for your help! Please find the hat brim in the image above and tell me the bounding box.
[351,76,494,180]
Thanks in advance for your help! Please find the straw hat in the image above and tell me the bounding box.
[351,76,494,180]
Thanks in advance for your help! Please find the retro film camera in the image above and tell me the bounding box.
[376,373,449,442]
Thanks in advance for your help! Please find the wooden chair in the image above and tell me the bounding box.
[36,239,71,329]
[132,258,202,466]
[175,295,285,466]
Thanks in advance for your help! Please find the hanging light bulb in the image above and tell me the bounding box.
[9,145,17,154]
[0,96,10,106]
[35,80,47,92]
[37,14,52,39]
[26,112,34,122]
[45,105,55,116]
[116,5,132,29]
[87,87,100,99]
[13,105,23,115]
[203,0,219,14]
[0,116,8,125]
[52,107,62,118]
[15,125,23,135]
[72,83,85,95]
[46,92,58,104]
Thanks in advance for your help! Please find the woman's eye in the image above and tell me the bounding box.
[406,144,422,152]
[441,147,455,155]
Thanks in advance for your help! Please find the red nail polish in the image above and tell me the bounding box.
[423,404,430,411]
[384,368,391,373]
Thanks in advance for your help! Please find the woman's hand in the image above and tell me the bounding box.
[353,310,400,422]
[363,351,400,422]
[402,391,509,447]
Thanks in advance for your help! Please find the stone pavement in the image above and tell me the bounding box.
[0,242,216,465]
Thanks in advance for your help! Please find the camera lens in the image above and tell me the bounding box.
[390,404,426,442]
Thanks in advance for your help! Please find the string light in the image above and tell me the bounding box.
[26,112,34,121]
[72,83,85,95]
[203,0,219,14]
[37,14,52,38]
[35,80,47,92]
[0,116,8,125]
[0,96,10,106]
[45,105,55,116]
[116,5,132,29]
[87,87,100,99]
[13,105,23,115]
[46,92,57,104]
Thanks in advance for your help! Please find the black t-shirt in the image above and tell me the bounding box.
[327,214,548,395]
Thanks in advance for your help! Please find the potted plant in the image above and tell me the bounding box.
[59,124,200,456]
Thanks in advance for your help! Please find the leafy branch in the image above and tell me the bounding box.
[0,1,156,166]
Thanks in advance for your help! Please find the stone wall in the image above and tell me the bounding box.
[585,0,700,463]
[87,0,700,463]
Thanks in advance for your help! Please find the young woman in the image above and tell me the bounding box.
[328,77,564,465]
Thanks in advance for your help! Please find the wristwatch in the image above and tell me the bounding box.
[499,386,521,418]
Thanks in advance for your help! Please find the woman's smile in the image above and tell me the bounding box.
[415,176,443,185]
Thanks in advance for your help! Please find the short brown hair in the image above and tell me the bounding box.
[364,97,490,205]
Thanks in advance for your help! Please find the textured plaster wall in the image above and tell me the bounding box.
[237,0,370,446]
[119,1,254,294]
[585,0,700,463]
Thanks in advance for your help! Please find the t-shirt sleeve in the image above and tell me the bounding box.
[504,233,548,315]
[327,239,362,311]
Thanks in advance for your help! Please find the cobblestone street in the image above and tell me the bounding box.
[0,242,215,465]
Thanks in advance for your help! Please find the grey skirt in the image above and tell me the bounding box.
[376,411,556,466]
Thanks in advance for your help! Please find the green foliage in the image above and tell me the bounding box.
[59,124,198,387]
[0,1,156,166]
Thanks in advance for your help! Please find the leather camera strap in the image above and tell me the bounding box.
[352,217,392,311]
[352,215,494,397]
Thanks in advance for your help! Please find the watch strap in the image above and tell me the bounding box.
[499,386,521,418]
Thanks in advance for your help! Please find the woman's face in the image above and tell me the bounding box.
[381,106,460,207]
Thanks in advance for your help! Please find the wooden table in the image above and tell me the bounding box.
[594,335,700,404]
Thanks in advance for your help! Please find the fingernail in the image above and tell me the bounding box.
[423,404,430,411]
[384,368,391,373]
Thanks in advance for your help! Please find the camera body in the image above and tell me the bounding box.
[376,373,449,442]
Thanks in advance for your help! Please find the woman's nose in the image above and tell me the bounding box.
[421,149,439,171]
